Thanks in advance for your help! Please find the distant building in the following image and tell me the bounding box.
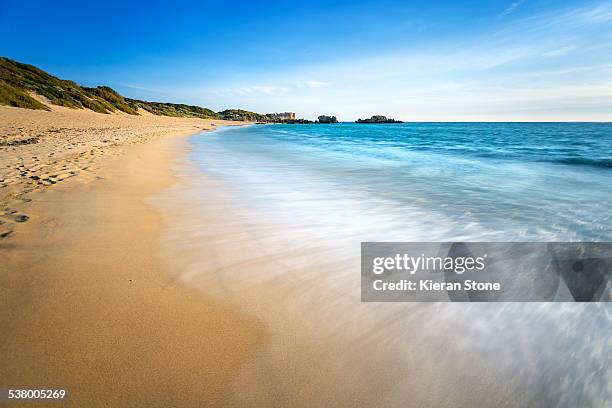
[268,112,296,121]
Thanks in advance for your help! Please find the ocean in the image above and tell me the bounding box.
[188,122,612,242]
[154,122,611,406]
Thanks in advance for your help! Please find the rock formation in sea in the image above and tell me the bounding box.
[317,115,338,124]
[284,118,314,124]
[355,115,403,123]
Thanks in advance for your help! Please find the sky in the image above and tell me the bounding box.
[1,0,611,121]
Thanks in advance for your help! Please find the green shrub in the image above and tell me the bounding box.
[0,56,252,120]
[0,81,50,110]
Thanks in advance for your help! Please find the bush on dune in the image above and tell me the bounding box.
[0,56,220,119]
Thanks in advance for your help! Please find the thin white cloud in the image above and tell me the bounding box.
[205,81,331,97]
[538,1,612,28]
[248,85,281,95]
[514,63,612,78]
[500,0,526,17]
[228,85,287,95]
[542,45,577,57]
[570,3,612,23]
[304,80,330,89]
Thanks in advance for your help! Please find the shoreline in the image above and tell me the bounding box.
[0,107,263,406]
[153,128,516,407]
[1,107,609,406]
[154,124,610,407]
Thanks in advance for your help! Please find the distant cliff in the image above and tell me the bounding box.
[356,115,403,123]
[218,109,302,123]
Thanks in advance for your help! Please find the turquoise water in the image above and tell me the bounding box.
[167,123,612,405]
[190,122,612,241]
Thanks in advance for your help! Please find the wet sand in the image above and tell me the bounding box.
[153,128,610,407]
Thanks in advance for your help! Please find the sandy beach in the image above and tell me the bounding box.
[1,105,609,407]
[2,0,611,405]
[0,105,263,407]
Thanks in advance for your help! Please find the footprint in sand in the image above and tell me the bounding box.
[1,212,29,223]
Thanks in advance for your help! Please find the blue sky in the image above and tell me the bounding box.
[1,0,611,120]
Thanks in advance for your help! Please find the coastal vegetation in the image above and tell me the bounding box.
[269,115,339,124]
[0,57,137,114]
[0,56,221,118]
[1,56,348,125]
[0,57,294,122]
[218,109,270,122]
[218,110,304,123]
[0,80,50,111]
[128,99,218,119]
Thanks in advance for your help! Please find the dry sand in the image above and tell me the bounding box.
[0,105,263,407]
